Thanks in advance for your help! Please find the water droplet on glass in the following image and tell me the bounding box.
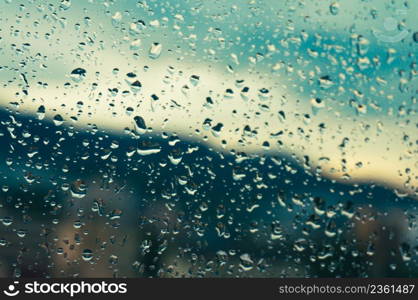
[133,116,147,134]
[82,249,93,262]
[53,114,64,126]
[239,253,254,271]
[329,2,339,15]
[413,32,418,43]
[60,0,71,10]
[149,43,162,59]
[70,68,86,82]
[37,105,45,120]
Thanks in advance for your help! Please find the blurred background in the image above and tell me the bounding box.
[0,0,417,277]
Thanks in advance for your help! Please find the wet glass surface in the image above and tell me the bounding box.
[0,0,417,277]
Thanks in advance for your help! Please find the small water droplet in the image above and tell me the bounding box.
[133,116,147,134]
[149,43,162,59]
[60,0,71,10]
[329,2,339,15]
[82,249,93,261]
[239,253,254,271]
[111,11,122,25]
[53,114,64,126]
[37,105,45,120]
[2,216,13,226]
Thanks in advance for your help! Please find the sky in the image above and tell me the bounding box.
[0,0,417,196]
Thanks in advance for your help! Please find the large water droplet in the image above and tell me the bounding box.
[70,68,86,82]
